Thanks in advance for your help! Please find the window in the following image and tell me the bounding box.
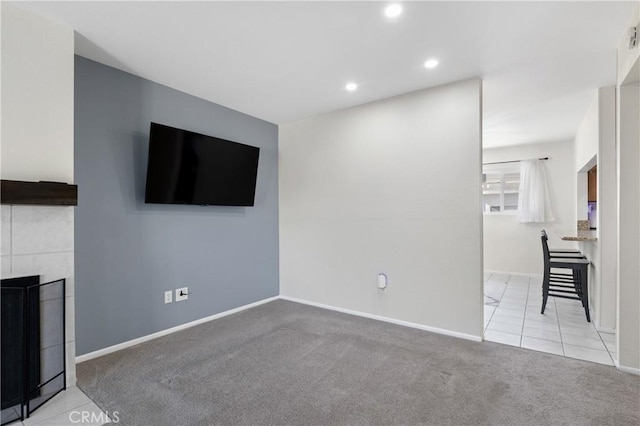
[482,165,520,214]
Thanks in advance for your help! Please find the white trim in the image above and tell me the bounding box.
[77,294,486,363]
[592,311,616,334]
[279,295,483,342]
[595,325,616,334]
[75,296,279,363]
[589,307,597,329]
[616,363,640,375]
[588,307,616,334]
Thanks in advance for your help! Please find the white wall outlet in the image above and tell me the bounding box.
[164,291,172,304]
[176,287,189,302]
[377,273,387,290]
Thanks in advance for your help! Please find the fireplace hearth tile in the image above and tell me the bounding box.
[1,255,10,278]
[12,252,74,292]
[12,206,73,255]
[20,387,95,426]
[65,341,77,387]
[1,206,11,256]
[66,295,75,343]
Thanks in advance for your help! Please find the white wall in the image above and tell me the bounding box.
[617,78,639,372]
[483,141,576,275]
[594,86,617,331]
[279,78,483,339]
[575,94,599,173]
[616,4,639,373]
[572,87,616,331]
[0,3,76,385]
[617,6,640,85]
[574,92,598,223]
[1,4,74,183]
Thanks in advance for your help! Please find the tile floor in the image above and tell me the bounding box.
[484,272,616,366]
[7,386,109,426]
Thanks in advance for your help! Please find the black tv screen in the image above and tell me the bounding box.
[144,123,260,206]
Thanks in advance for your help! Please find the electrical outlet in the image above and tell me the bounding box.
[176,287,189,302]
[164,291,172,304]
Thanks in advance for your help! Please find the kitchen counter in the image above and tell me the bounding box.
[557,230,598,242]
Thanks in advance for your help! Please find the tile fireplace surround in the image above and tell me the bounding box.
[1,205,76,387]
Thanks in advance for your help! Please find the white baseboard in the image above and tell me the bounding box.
[593,322,616,334]
[279,295,483,342]
[75,296,279,363]
[585,308,616,334]
[616,362,640,376]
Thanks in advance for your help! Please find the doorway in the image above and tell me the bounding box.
[481,150,616,365]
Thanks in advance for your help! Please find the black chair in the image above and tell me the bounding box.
[541,230,591,321]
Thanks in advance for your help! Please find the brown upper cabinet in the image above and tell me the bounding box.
[588,166,597,202]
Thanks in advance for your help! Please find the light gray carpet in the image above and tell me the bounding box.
[77,300,640,426]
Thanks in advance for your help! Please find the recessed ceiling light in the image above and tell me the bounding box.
[384,4,403,19]
[424,59,439,69]
[345,82,358,92]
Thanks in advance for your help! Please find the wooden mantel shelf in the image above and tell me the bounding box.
[1,180,77,206]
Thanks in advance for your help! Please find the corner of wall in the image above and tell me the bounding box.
[1,2,76,386]
[615,4,640,371]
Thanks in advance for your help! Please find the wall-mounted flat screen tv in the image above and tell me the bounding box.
[144,122,260,206]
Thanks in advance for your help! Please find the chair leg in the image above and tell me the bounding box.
[541,271,549,314]
[571,269,582,305]
[581,265,590,322]
[571,269,586,307]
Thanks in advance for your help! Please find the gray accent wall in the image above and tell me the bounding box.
[74,56,279,355]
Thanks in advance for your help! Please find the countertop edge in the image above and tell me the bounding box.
[560,236,598,242]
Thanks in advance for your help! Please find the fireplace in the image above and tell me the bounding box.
[1,182,78,422]
[1,276,66,425]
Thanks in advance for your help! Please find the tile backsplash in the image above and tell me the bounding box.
[1,205,76,386]
[577,220,590,231]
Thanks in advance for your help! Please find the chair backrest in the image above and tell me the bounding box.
[540,230,551,265]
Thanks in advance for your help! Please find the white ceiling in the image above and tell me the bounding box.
[20,1,637,148]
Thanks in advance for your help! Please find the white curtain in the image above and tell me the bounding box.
[517,159,554,223]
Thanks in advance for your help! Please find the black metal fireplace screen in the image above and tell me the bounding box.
[1,276,66,425]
